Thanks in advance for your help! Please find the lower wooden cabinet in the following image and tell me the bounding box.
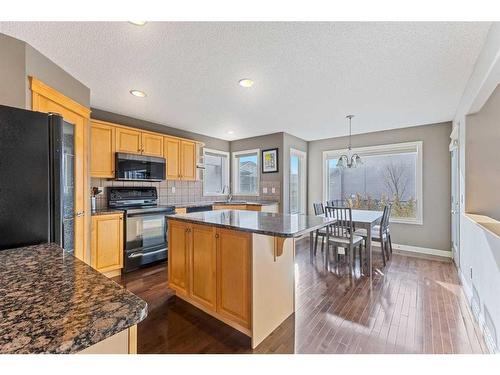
[91,213,124,275]
[216,228,252,328]
[190,224,217,310]
[168,220,252,330]
[168,220,190,296]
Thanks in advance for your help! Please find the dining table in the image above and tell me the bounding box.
[314,209,383,277]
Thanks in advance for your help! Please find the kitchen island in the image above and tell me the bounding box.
[167,210,334,348]
[0,243,147,354]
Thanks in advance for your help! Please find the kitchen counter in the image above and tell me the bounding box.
[0,243,147,354]
[169,209,333,237]
[91,208,124,216]
[174,200,279,208]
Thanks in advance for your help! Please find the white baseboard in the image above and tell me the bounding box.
[458,270,499,354]
[391,243,453,258]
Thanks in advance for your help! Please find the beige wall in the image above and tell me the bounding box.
[465,84,500,220]
[308,122,452,251]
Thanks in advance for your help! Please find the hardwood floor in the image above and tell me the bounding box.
[113,238,487,354]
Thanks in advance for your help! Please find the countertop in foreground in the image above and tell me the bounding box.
[169,210,334,238]
[0,243,147,354]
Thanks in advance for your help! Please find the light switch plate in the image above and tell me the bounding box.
[172,186,176,193]
[271,187,276,193]
[263,187,268,194]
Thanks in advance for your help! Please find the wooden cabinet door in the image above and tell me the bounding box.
[116,128,142,154]
[142,132,164,157]
[216,228,252,328]
[90,121,115,178]
[190,224,217,309]
[164,137,181,179]
[180,140,196,180]
[91,214,123,273]
[168,220,190,295]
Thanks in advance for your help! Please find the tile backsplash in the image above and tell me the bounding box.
[91,178,280,209]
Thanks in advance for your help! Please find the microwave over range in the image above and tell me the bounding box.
[115,152,166,181]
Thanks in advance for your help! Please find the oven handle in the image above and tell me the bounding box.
[126,212,171,218]
[129,248,167,258]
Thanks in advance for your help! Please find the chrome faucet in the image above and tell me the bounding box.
[222,185,232,203]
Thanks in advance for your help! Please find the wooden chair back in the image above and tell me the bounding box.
[325,206,354,243]
[313,202,325,216]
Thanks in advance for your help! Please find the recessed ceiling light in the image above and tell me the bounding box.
[130,90,147,98]
[238,79,254,88]
[227,130,235,135]
[129,21,147,26]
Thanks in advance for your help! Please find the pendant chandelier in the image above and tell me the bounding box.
[336,115,362,169]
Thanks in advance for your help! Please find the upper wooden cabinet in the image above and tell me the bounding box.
[116,127,142,154]
[164,137,181,179]
[164,137,197,180]
[181,140,196,180]
[91,213,124,276]
[91,121,115,178]
[142,132,164,157]
[89,118,200,179]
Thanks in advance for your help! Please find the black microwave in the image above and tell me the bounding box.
[115,153,166,181]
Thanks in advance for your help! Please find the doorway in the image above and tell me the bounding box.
[289,149,307,214]
[450,127,460,267]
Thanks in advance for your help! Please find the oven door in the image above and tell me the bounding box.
[125,212,167,271]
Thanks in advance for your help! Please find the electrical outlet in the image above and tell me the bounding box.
[171,186,176,194]
[271,187,276,194]
[263,187,268,194]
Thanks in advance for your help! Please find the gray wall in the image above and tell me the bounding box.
[308,122,452,251]
[91,108,229,152]
[0,33,90,109]
[0,34,26,108]
[465,84,500,220]
[230,132,284,207]
[282,132,308,214]
[25,44,90,108]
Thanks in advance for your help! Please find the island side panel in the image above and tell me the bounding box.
[251,234,295,349]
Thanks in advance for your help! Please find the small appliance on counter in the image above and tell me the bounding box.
[108,187,175,272]
[0,104,75,251]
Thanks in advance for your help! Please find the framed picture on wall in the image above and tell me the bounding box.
[262,148,279,173]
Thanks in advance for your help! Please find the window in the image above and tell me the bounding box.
[232,149,260,196]
[323,141,423,224]
[203,148,229,196]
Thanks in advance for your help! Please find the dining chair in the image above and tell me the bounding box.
[312,203,326,255]
[355,203,392,266]
[324,206,364,273]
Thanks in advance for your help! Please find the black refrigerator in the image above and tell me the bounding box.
[0,104,75,251]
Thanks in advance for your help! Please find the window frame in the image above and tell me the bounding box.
[232,148,260,196]
[322,141,423,225]
[202,148,230,196]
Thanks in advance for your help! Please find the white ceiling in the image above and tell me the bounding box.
[0,22,491,141]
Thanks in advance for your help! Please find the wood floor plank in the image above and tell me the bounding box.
[114,237,488,354]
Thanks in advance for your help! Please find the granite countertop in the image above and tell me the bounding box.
[91,208,124,216]
[0,243,147,354]
[175,200,279,208]
[169,210,334,238]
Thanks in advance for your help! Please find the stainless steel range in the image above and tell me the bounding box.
[108,187,175,272]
